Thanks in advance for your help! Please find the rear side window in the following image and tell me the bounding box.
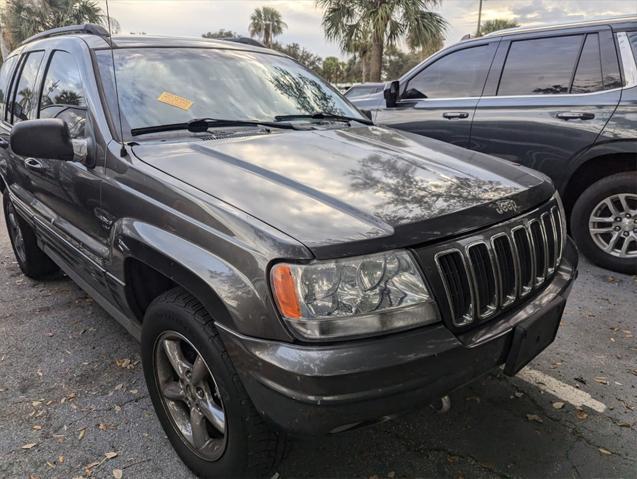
[404,45,495,99]
[498,36,582,95]
[10,51,45,123]
[39,51,87,138]
[0,56,18,121]
[571,34,603,94]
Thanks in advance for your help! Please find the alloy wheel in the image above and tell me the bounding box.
[6,203,27,264]
[154,331,227,461]
[588,193,637,258]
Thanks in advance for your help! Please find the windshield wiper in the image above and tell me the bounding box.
[274,112,373,125]
[130,117,296,137]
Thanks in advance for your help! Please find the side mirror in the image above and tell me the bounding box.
[384,80,400,108]
[10,118,74,161]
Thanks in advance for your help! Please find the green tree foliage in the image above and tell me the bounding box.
[479,18,519,36]
[249,6,287,48]
[321,56,344,83]
[202,29,238,39]
[1,0,118,56]
[317,0,446,82]
[273,42,323,73]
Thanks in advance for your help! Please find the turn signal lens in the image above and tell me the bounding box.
[271,264,302,319]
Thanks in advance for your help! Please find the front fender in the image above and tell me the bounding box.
[111,219,296,342]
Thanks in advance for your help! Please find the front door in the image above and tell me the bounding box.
[33,49,109,289]
[374,41,498,147]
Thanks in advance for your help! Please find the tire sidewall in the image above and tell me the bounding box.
[570,173,637,275]
[3,194,30,274]
[141,299,254,478]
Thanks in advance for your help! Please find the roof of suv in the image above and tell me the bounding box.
[18,23,273,55]
[481,15,637,39]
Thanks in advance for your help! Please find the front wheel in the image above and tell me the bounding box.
[571,172,637,274]
[141,288,285,478]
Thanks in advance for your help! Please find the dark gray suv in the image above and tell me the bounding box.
[353,17,637,274]
[0,25,577,478]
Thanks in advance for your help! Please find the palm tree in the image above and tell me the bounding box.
[1,0,119,59]
[318,0,447,82]
[248,6,287,48]
[479,18,519,36]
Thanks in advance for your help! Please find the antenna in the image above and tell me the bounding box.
[105,0,127,157]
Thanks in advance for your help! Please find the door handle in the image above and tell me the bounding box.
[24,158,44,171]
[0,138,8,149]
[556,112,595,120]
[442,111,469,120]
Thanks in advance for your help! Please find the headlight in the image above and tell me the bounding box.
[270,250,439,340]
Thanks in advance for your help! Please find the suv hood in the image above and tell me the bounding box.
[132,126,553,258]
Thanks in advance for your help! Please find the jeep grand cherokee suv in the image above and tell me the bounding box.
[352,16,637,275]
[0,25,577,478]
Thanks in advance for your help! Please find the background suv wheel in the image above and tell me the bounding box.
[2,194,59,279]
[571,172,637,275]
[141,287,286,478]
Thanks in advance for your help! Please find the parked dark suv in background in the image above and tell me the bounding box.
[353,17,637,274]
[0,25,577,478]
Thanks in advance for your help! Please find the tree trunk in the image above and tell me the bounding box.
[0,32,9,62]
[369,31,383,82]
[361,54,367,83]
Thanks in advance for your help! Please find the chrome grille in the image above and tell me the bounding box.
[427,201,564,329]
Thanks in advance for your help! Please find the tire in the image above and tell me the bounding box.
[2,193,59,279]
[141,287,286,478]
[570,172,637,275]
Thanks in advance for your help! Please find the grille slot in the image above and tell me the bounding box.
[436,251,473,326]
[529,220,546,283]
[542,212,556,271]
[467,243,497,317]
[492,234,516,306]
[552,206,563,264]
[512,227,533,295]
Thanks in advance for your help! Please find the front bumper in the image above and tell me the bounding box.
[219,238,578,436]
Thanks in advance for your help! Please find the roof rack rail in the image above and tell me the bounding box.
[20,24,109,46]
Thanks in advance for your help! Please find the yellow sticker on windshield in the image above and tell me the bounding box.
[157,91,193,111]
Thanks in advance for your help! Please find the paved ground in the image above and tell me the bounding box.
[0,213,635,479]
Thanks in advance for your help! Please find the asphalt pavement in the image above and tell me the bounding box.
[0,213,635,479]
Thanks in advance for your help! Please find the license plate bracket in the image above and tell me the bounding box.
[504,298,565,376]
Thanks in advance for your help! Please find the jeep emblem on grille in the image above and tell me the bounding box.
[492,199,520,215]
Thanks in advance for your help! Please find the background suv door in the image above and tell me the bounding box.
[470,27,622,191]
[373,39,498,147]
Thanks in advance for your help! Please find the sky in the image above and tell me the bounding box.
[99,0,637,59]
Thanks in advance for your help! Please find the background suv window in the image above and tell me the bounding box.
[403,45,494,99]
[0,56,18,121]
[10,51,44,123]
[571,34,603,94]
[498,35,582,95]
[38,51,87,139]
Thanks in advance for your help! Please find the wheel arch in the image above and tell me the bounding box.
[562,141,637,215]
[114,220,293,342]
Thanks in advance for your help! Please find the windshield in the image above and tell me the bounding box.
[96,47,364,139]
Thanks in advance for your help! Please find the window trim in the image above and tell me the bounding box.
[37,49,88,119]
[495,33,585,97]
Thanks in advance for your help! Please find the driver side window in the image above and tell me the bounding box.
[403,45,494,100]
[38,50,87,139]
